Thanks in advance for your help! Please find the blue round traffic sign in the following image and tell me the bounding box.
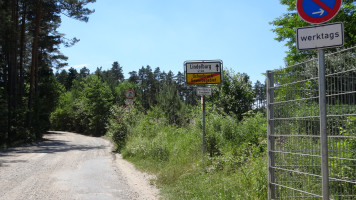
[297,0,342,24]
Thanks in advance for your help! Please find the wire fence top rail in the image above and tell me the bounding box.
[270,46,356,73]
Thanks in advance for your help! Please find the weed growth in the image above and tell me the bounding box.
[109,105,268,199]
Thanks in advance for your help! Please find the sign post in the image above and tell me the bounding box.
[296,1,342,199]
[184,60,222,169]
[201,95,206,169]
[317,48,329,200]
[125,90,135,112]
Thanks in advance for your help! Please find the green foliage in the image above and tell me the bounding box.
[209,70,254,120]
[65,67,78,90]
[59,0,96,22]
[165,157,267,200]
[273,99,356,198]
[329,116,356,196]
[106,105,137,151]
[96,61,125,92]
[202,110,267,172]
[114,81,139,106]
[79,66,90,79]
[156,83,186,125]
[33,73,65,136]
[51,75,113,136]
[0,0,96,146]
[50,91,75,130]
[117,105,268,199]
[254,80,266,108]
[55,70,68,87]
[122,112,174,162]
[80,76,114,135]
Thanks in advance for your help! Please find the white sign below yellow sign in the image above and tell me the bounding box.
[197,87,212,96]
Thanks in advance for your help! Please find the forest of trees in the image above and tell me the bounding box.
[0,0,96,147]
[0,0,354,148]
[0,0,266,148]
[1,0,355,199]
[49,63,266,136]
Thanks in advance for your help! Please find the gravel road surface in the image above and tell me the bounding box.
[0,131,159,200]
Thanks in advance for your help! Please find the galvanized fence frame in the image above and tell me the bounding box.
[267,46,356,200]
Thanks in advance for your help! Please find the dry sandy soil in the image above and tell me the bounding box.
[0,131,160,200]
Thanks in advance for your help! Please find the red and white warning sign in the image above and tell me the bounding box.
[125,90,135,99]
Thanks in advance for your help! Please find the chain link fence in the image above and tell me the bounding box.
[267,46,356,199]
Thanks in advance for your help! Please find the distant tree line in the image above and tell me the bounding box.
[50,63,266,136]
[52,63,200,134]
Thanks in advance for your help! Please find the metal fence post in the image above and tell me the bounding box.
[202,95,206,169]
[318,49,329,200]
[267,70,275,200]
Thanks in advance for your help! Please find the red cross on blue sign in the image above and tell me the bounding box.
[297,0,342,24]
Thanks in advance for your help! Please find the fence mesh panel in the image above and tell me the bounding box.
[267,47,356,200]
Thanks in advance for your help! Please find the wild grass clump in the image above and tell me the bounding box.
[107,103,268,199]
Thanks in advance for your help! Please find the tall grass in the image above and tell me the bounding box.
[108,105,268,199]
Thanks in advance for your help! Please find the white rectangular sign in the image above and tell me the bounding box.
[297,22,344,51]
[197,87,212,96]
[125,99,133,105]
[185,61,222,74]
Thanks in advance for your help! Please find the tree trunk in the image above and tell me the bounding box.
[19,0,26,106]
[28,0,42,128]
[8,0,19,142]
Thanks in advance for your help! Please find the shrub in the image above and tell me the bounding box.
[51,75,114,136]
[118,106,269,199]
[106,105,137,151]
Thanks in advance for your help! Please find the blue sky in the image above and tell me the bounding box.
[58,0,289,83]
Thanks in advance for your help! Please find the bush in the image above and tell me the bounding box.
[51,75,114,136]
[106,105,136,151]
[50,92,74,130]
[118,106,269,199]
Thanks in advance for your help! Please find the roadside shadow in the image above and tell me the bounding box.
[1,139,106,154]
[0,133,107,167]
[0,159,27,167]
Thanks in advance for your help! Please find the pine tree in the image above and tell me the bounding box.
[0,0,96,145]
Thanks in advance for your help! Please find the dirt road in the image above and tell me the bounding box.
[0,131,159,200]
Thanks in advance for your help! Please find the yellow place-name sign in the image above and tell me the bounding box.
[186,73,221,85]
[184,60,223,85]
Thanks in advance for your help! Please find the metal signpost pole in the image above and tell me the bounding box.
[318,49,329,200]
[202,95,206,169]
[184,60,222,170]
[296,1,343,198]
[201,96,205,169]
[197,87,211,170]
